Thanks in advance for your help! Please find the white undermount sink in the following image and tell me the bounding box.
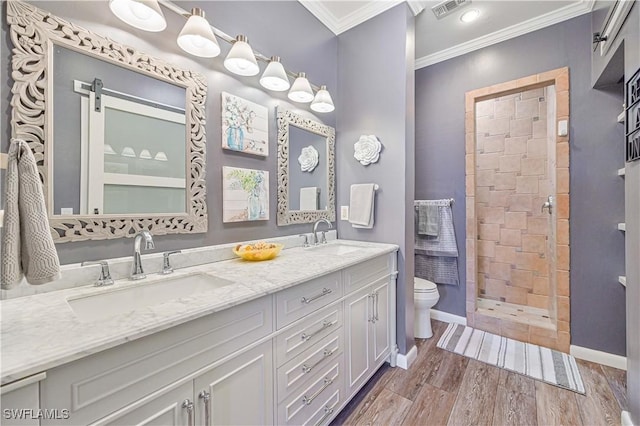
[67,273,234,322]
[308,243,364,256]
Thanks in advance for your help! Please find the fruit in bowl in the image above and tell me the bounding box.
[232,241,284,261]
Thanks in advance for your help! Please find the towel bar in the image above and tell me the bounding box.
[414,198,454,208]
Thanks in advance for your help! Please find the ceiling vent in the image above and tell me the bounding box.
[431,0,470,19]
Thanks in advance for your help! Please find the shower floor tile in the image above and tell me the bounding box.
[477,298,555,330]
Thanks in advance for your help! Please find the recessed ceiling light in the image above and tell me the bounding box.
[460,9,480,23]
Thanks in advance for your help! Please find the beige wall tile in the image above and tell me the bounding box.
[476,170,495,187]
[485,278,507,298]
[508,194,533,212]
[527,216,549,234]
[538,180,551,198]
[521,158,546,176]
[510,118,533,136]
[495,245,518,264]
[537,68,563,83]
[500,228,522,247]
[557,296,570,322]
[466,132,475,152]
[500,321,530,342]
[516,75,539,87]
[477,152,501,170]
[516,252,545,274]
[557,219,569,245]
[556,142,569,168]
[516,97,540,118]
[516,176,540,194]
[533,276,549,295]
[478,239,497,257]
[489,190,511,207]
[476,186,490,203]
[466,154,474,171]
[521,87,544,100]
[557,320,570,332]
[478,256,491,273]
[556,72,569,92]
[477,116,510,135]
[557,90,569,117]
[478,206,505,224]
[529,324,557,340]
[499,154,522,173]
[504,286,529,305]
[494,98,515,118]
[466,111,474,131]
[557,245,570,271]
[527,294,549,310]
[479,223,501,241]
[557,331,570,353]
[474,314,502,334]
[557,168,569,194]
[490,262,513,281]
[480,135,506,153]
[557,270,570,296]
[532,119,547,138]
[526,138,548,158]
[504,136,528,154]
[557,194,569,219]
[494,172,517,190]
[466,174,475,193]
[490,80,518,94]
[476,98,494,116]
[522,234,547,253]
[511,269,534,289]
[505,212,527,229]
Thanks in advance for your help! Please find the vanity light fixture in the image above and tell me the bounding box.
[288,73,314,103]
[260,56,290,91]
[310,85,335,113]
[121,147,136,157]
[224,35,260,76]
[460,9,480,23]
[109,0,166,32]
[177,8,220,58]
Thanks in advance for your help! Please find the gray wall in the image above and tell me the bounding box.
[416,13,628,355]
[1,1,337,264]
[337,4,415,354]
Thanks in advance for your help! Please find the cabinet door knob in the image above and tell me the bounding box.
[182,399,194,426]
[199,391,210,425]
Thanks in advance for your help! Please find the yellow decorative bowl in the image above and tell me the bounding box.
[232,243,284,261]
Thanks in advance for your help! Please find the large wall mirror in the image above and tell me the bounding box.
[277,110,335,225]
[7,1,207,242]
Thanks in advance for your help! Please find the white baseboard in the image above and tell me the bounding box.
[570,345,627,370]
[622,411,635,426]
[430,309,467,326]
[396,345,418,370]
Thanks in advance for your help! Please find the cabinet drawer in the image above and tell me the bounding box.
[41,296,273,425]
[343,255,392,295]
[276,272,342,329]
[1,375,43,426]
[275,304,342,367]
[276,329,342,403]
[277,356,343,426]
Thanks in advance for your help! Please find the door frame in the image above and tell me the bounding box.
[464,67,571,352]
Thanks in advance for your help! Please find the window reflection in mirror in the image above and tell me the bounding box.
[52,46,187,216]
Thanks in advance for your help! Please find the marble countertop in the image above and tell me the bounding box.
[0,239,398,386]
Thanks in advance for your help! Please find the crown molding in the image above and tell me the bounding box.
[415,0,596,69]
[299,0,403,35]
[407,0,427,16]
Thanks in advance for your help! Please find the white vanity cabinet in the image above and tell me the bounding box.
[1,374,45,426]
[22,249,397,426]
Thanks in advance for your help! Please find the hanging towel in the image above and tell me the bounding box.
[349,183,376,229]
[300,187,319,211]
[415,200,459,286]
[1,139,61,289]
[417,203,439,236]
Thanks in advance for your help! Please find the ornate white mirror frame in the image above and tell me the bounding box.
[277,110,336,225]
[7,1,208,242]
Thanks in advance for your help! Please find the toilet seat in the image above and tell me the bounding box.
[414,277,437,293]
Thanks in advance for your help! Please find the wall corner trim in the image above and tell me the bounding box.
[415,0,595,69]
[570,345,627,370]
[430,309,468,326]
[396,344,418,370]
[299,0,403,35]
[621,411,635,426]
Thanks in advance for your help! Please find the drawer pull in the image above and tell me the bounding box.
[374,291,379,322]
[198,390,210,426]
[301,320,336,342]
[301,288,332,304]
[182,399,194,426]
[302,377,333,406]
[302,349,334,374]
[314,405,335,426]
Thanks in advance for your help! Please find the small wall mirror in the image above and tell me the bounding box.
[277,110,335,225]
[7,2,207,242]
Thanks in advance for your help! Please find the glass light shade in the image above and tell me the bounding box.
[460,9,480,23]
[109,0,166,32]
[224,35,259,76]
[177,8,220,58]
[310,85,335,113]
[260,56,290,91]
[121,147,136,157]
[288,72,314,103]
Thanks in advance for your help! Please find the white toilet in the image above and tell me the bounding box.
[414,277,440,339]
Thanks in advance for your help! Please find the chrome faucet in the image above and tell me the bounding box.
[312,219,332,245]
[131,230,155,280]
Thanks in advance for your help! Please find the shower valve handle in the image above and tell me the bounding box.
[541,196,553,214]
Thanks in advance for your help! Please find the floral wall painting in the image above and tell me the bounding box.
[298,145,319,172]
[221,92,269,156]
[222,166,269,222]
[354,134,382,166]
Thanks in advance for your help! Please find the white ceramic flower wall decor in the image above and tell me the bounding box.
[354,134,382,166]
[298,145,319,172]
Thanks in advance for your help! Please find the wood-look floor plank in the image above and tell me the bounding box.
[353,388,412,426]
[447,359,500,426]
[574,360,622,426]
[535,381,582,426]
[331,363,392,425]
[427,350,469,393]
[499,369,536,397]
[492,386,537,426]
[401,384,456,426]
[600,364,628,411]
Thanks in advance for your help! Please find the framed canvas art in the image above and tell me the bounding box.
[222,166,269,222]
[221,92,269,156]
